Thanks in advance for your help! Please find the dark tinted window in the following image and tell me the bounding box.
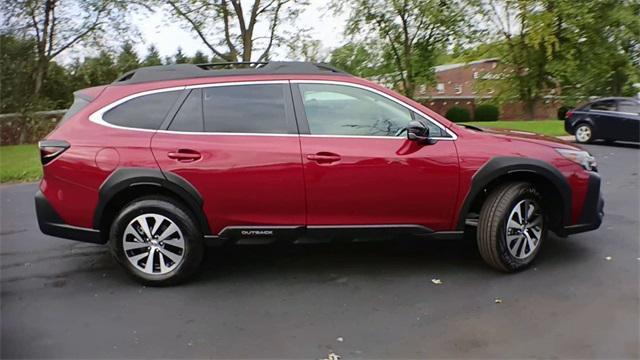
[103,90,181,129]
[590,100,616,111]
[203,84,291,134]
[169,89,203,132]
[618,100,640,114]
[299,83,412,136]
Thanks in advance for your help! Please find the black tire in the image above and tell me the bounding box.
[477,182,546,272]
[108,195,204,286]
[574,123,594,143]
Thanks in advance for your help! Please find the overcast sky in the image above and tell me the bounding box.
[134,1,349,61]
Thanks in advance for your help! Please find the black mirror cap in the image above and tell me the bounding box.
[407,120,435,144]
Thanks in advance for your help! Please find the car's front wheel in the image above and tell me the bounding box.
[477,182,546,272]
[109,196,204,286]
[575,123,593,143]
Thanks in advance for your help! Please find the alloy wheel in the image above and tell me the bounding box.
[505,199,543,259]
[575,125,592,143]
[122,213,185,275]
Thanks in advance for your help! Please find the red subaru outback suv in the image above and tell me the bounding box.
[36,62,603,285]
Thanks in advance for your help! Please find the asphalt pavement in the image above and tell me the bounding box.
[1,143,638,358]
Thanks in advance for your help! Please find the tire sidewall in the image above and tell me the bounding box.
[495,187,546,270]
[109,198,203,285]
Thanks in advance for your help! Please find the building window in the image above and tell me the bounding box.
[454,84,462,94]
[436,83,445,93]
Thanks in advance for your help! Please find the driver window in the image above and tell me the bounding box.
[298,83,412,136]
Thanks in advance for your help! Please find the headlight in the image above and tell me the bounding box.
[555,148,597,171]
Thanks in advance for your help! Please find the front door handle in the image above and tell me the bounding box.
[168,149,201,162]
[306,152,341,164]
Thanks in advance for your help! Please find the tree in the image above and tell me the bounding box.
[1,0,131,96]
[72,50,119,87]
[329,42,379,78]
[337,0,471,98]
[474,0,640,118]
[142,45,163,66]
[174,47,188,64]
[116,42,140,74]
[163,0,307,62]
[191,50,209,64]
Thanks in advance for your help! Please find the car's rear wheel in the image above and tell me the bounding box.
[477,182,546,272]
[575,123,593,143]
[109,196,204,286]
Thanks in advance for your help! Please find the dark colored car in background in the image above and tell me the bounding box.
[36,62,604,285]
[565,97,640,143]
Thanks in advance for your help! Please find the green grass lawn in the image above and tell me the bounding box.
[462,120,566,136]
[0,144,42,183]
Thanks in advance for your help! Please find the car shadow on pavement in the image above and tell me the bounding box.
[588,140,640,149]
[192,233,594,284]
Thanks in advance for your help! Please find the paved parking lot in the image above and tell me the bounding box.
[1,143,638,358]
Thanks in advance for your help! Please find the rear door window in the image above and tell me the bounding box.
[590,100,616,112]
[202,84,295,134]
[103,90,181,129]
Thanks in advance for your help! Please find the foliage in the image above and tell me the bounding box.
[474,104,500,122]
[445,106,471,123]
[142,45,163,66]
[191,51,209,64]
[329,42,381,78]
[336,0,472,98]
[0,144,42,183]
[556,105,574,121]
[472,0,640,118]
[1,0,134,96]
[117,42,140,74]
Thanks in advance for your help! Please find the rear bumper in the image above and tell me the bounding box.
[35,190,104,244]
[562,172,604,235]
[564,120,575,135]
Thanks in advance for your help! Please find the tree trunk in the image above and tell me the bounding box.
[34,58,48,97]
[523,100,536,120]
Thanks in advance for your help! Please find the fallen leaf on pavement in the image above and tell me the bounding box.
[431,278,443,285]
[605,256,612,261]
[494,298,502,304]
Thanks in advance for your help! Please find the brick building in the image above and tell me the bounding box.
[415,58,560,120]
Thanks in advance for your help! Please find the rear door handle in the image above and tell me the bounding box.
[306,152,341,164]
[168,149,201,162]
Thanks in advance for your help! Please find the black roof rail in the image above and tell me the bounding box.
[113,61,350,85]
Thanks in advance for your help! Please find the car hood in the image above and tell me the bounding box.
[474,126,581,150]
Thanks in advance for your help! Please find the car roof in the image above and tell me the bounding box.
[589,97,639,103]
[113,61,350,85]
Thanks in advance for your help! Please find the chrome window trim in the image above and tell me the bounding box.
[88,79,458,140]
[591,109,639,116]
[291,79,457,140]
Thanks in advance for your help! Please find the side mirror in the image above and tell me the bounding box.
[407,120,432,143]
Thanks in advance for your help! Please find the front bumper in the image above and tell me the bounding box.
[562,172,604,235]
[35,190,104,244]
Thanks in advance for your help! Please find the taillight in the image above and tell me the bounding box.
[38,140,70,165]
[566,110,574,119]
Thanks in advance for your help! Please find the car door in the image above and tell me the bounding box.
[292,81,459,231]
[151,82,306,235]
[617,99,640,142]
[589,99,620,139]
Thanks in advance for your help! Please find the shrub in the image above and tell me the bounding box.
[445,106,471,123]
[557,105,574,120]
[474,104,500,122]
